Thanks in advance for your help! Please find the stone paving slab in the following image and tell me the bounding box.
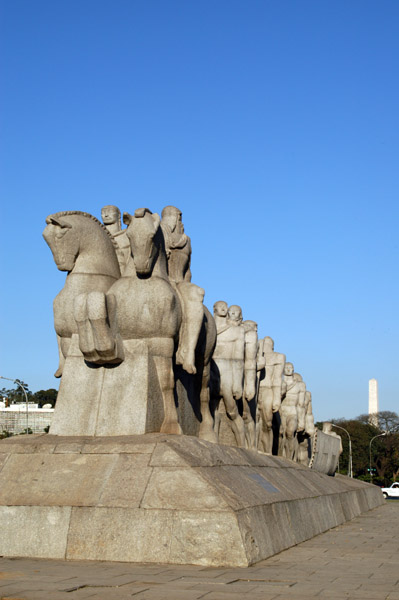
[0,501,398,600]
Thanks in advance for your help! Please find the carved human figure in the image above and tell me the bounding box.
[305,391,316,437]
[322,422,343,455]
[279,362,304,460]
[242,320,259,449]
[212,303,246,447]
[101,205,130,275]
[293,372,306,433]
[160,206,204,375]
[297,390,315,465]
[213,301,228,333]
[257,337,286,454]
[161,206,192,283]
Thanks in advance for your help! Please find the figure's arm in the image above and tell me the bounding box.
[170,233,189,249]
[256,343,266,371]
[297,385,306,431]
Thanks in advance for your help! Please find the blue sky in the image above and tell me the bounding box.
[1,0,398,421]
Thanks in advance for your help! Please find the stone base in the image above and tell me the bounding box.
[0,434,384,567]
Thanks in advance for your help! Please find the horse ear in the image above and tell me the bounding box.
[48,216,72,229]
[123,212,132,225]
[152,213,161,228]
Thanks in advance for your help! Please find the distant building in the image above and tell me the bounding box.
[368,378,379,427]
[0,404,54,434]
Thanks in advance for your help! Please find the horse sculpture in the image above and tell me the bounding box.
[42,211,121,377]
[44,207,216,440]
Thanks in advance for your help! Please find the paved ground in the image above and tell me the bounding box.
[0,501,398,600]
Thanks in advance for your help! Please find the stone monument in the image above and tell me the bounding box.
[368,378,379,427]
[0,204,385,568]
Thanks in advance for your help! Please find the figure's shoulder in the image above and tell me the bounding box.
[265,351,285,365]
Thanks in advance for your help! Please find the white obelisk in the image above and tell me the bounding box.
[368,378,379,427]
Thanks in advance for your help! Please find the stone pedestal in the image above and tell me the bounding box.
[0,433,384,567]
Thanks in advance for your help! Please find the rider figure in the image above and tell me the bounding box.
[101,205,130,275]
[161,206,204,374]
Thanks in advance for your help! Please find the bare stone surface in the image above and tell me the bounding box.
[0,434,383,566]
[66,507,175,562]
[0,502,396,599]
[0,505,71,558]
[0,453,117,506]
[141,467,230,511]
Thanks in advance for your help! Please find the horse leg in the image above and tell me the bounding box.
[54,334,66,378]
[87,291,123,364]
[176,283,204,375]
[153,355,182,435]
[74,293,101,362]
[198,362,217,443]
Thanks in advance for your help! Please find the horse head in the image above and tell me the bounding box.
[43,215,79,272]
[43,211,120,277]
[123,208,162,277]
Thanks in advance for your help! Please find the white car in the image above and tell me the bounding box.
[381,483,399,499]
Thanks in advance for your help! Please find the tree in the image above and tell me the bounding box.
[32,389,58,408]
[317,414,399,485]
[0,381,32,405]
[356,411,399,434]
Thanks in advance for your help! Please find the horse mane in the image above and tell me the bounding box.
[46,210,119,252]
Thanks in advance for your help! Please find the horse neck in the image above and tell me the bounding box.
[73,240,120,279]
[151,248,169,280]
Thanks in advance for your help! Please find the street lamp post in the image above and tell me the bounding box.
[369,431,387,484]
[0,375,30,433]
[331,423,353,478]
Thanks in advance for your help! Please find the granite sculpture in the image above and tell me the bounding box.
[297,391,315,465]
[0,202,386,570]
[322,422,343,456]
[242,320,259,449]
[211,303,246,447]
[257,336,285,454]
[101,205,131,274]
[42,205,339,460]
[279,362,304,459]
[43,207,215,440]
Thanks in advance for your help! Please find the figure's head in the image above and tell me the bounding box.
[101,205,121,226]
[228,305,242,324]
[123,208,161,276]
[263,336,274,351]
[243,320,257,333]
[161,206,181,232]
[284,362,294,376]
[213,300,228,317]
[322,422,332,433]
[293,373,303,382]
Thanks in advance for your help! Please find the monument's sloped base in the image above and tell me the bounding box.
[0,434,384,567]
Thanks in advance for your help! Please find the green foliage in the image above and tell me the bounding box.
[33,389,58,408]
[1,381,32,404]
[1,384,57,408]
